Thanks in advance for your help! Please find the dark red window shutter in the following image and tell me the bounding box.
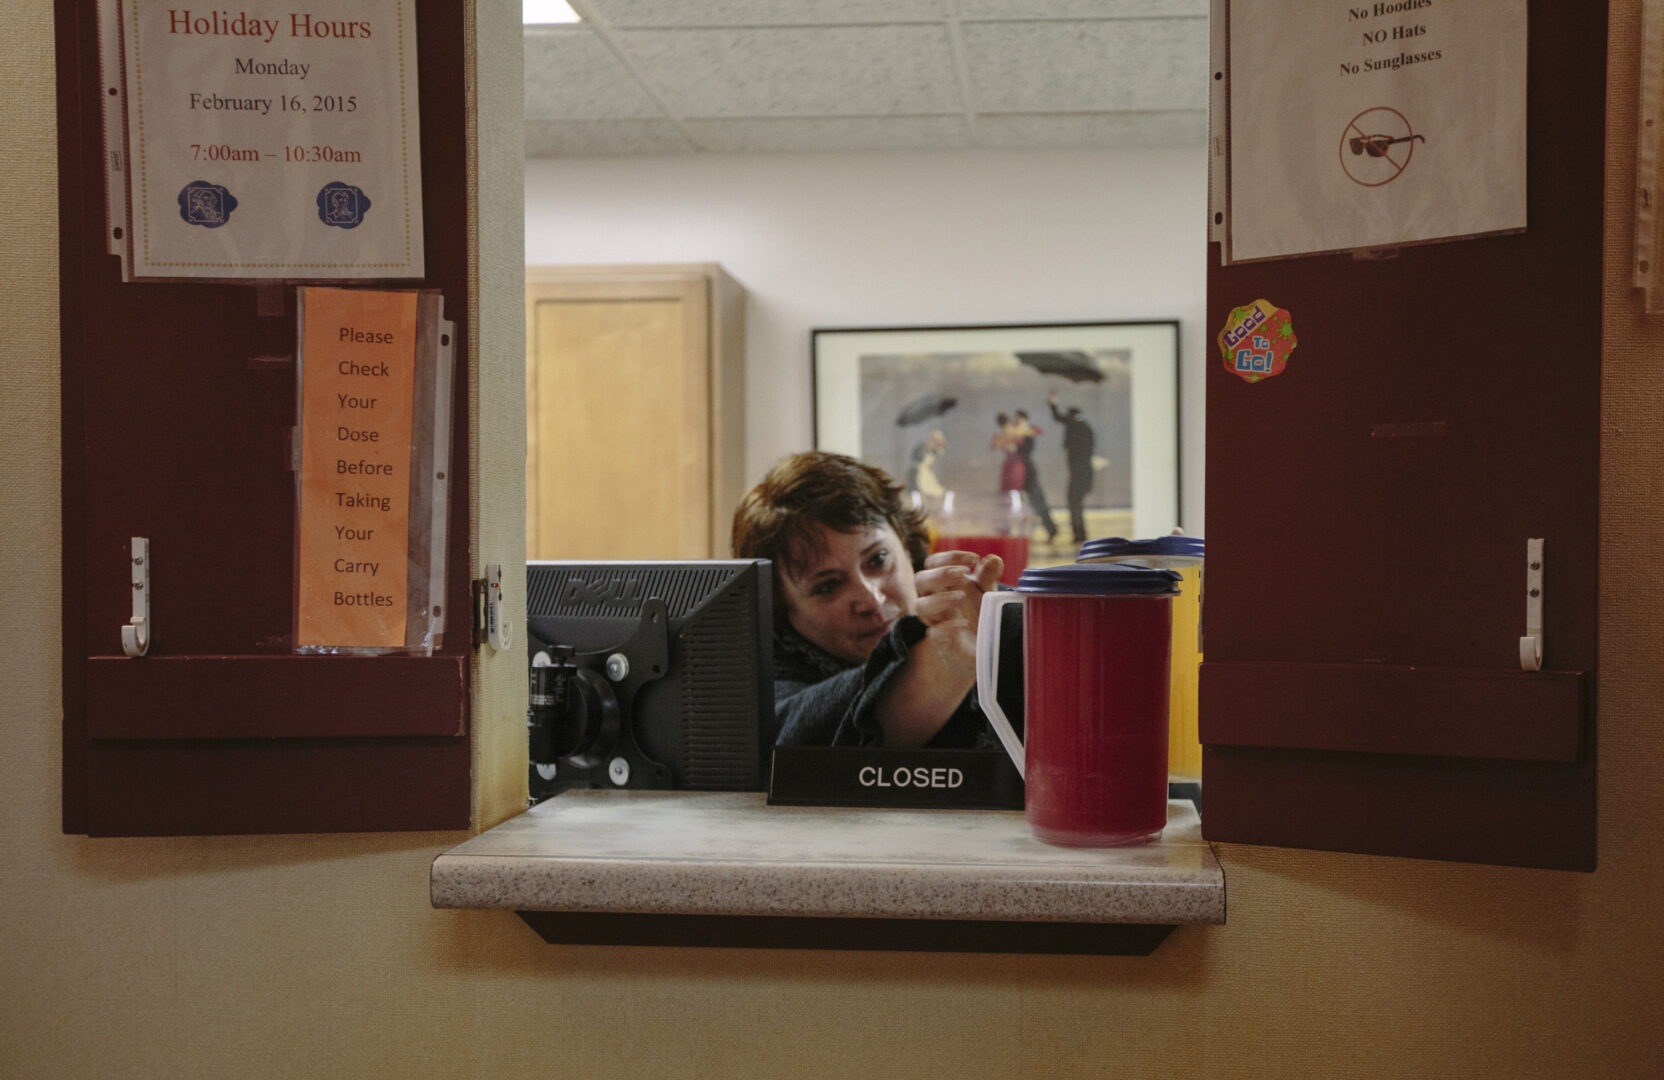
[1201,1,1602,870]
[57,0,475,836]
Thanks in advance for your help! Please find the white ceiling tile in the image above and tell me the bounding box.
[522,4,1215,155]
[973,111,1205,149]
[961,18,1207,113]
[581,0,952,27]
[525,27,663,120]
[617,25,962,117]
[683,116,970,153]
[958,0,1208,20]
[525,119,694,157]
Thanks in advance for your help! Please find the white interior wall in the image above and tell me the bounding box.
[524,146,1209,534]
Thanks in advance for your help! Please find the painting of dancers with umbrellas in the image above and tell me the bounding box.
[812,322,1180,569]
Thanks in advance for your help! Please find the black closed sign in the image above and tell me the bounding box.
[768,746,1024,810]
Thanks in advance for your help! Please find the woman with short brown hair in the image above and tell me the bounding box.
[733,451,1003,748]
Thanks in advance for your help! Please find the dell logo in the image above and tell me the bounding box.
[562,577,644,607]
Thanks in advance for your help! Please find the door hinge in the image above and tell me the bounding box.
[471,564,510,651]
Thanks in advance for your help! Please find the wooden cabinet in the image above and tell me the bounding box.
[525,265,745,560]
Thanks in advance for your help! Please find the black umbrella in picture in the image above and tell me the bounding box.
[1015,351,1104,383]
[895,392,958,427]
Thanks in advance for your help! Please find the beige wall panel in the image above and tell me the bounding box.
[467,0,529,830]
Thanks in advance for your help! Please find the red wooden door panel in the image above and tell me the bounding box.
[57,0,475,836]
[1201,0,1602,870]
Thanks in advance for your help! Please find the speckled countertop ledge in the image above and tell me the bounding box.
[431,791,1224,926]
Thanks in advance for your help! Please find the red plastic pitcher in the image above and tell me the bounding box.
[976,562,1179,847]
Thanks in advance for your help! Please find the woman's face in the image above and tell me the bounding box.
[779,522,917,664]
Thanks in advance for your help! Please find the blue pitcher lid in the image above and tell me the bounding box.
[1015,561,1180,596]
[1077,535,1206,562]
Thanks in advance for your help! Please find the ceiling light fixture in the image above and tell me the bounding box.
[523,0,581,25]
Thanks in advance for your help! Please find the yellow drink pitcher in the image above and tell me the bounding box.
[1077,535,1205,783]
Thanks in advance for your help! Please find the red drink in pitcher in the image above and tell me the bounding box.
[1022,593,1172,845]
[932,535,1029,587]
[975,561,1180,848]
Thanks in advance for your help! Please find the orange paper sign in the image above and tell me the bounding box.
[296,287,419,648]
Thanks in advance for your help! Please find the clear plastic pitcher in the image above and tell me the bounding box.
[1078,536,1205,783]
[928,489,1032,587]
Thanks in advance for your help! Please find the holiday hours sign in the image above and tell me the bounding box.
[115,0,424,278]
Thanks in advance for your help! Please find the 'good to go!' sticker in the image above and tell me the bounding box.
[1219,300,1296,383]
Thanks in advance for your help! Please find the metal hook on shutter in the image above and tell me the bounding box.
[1519,538,1543,672]
[121,537,151,658]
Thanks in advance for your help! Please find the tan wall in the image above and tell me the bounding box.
[4,4,1660,1078]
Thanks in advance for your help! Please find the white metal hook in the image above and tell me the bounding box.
[1519,538,1543,671]
[121,537,151,658]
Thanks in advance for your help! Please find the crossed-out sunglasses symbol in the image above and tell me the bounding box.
[1340,107,1426,186]
[1349,133,1425,157]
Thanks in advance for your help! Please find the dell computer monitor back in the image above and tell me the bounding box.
[525,559,774,802]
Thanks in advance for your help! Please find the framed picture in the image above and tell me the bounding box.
[813,321,1180,557]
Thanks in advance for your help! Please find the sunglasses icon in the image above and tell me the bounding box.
[1349,133,1426,157]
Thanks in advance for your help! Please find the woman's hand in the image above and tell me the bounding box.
[914,550,1004,671]
[872,550,1003,748]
